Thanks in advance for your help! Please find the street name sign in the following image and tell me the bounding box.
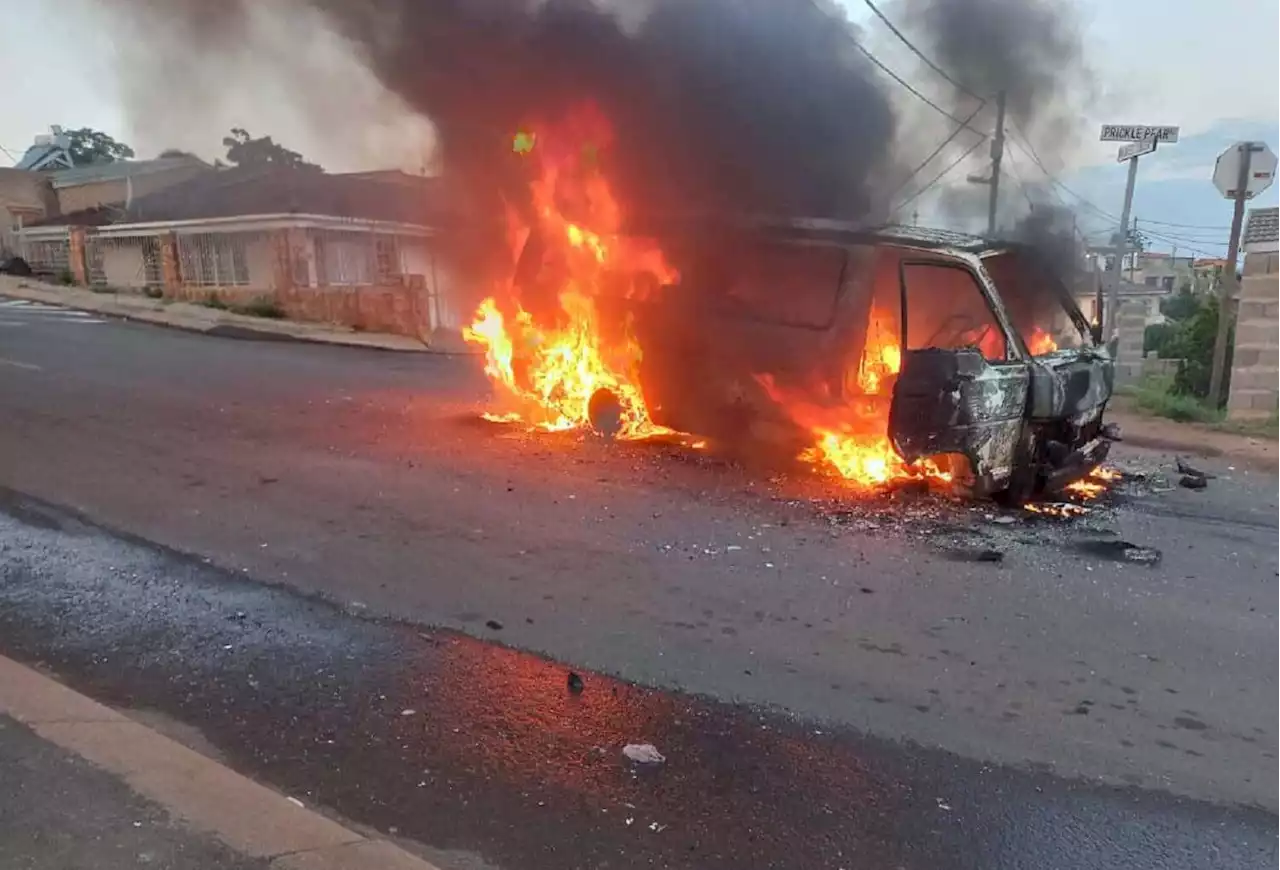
[1100,124,1180,143]
[1117,138,1157,162]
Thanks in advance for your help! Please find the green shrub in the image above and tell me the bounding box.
[202,294,228,310]
[1130,378,1224,424]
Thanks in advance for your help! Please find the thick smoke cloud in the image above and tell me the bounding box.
[906,0,1090,135]
[91,0,1092,244]
[310,0,900,224]
[899,0,1092,231]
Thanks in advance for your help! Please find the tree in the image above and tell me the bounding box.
[65,128,135,166]
[221,128,321,171]
[1159,287,1202,322]
[157,148,196,159]
[1146,289,1232,403]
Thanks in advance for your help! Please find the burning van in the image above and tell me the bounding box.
[474,216,1116,503]
[462,115,1116,503]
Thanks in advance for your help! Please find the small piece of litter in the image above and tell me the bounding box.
[286,797,305,809]
[401,709,416,716]
[622,743,666,764]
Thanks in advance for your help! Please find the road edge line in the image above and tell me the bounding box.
[0,654,441,870]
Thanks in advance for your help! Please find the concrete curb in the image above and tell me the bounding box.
[0,278,479,356]
[0,654,441,870]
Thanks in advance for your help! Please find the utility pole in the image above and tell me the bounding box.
[1105,153,1141,338]
[1128,216,1138,282]
[1207,145,1255,409]
[986,90,1007,237]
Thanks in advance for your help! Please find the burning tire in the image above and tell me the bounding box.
[587,387,625,439]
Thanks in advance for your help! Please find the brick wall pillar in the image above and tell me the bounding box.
[1113,299,1147,386]
[67,227,89,285]
[271,229,294,294]
[159,232,181,294]
[1227,251,1279,419]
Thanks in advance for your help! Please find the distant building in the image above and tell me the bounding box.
[14,126,75,172]
[1127,251,1196,293]
[1192,258,1228,293]
[46,156,213,215]
[1075,277,1167,327]
[0,169,57,256]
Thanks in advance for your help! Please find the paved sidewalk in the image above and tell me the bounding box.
[0,276,476,355]
[0,655,439,870]
[0,714,267,870]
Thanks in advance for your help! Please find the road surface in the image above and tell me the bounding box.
[0,303,1275,868]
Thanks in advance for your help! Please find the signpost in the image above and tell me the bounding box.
[1206,141,1278,409]
[1099,123,1180,337]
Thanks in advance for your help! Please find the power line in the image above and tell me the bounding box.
[890,101,987,200]
[1006,130,1120,224]
[1132,217,1232,231]
[894,137,987,212]
[847,34,986,134]
[860,0,984,100]
[1137,227,1225,258]
[1001,147,1039,213]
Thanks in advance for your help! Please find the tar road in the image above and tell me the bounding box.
[0,303,1275,868]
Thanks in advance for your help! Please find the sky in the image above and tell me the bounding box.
[1,0,1276,251]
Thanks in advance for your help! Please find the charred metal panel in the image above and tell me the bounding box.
[889,349,1029,487]
[1027,350,1115,422]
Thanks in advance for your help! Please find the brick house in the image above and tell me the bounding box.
[19,165,472,340]
[1227,207,1279,419]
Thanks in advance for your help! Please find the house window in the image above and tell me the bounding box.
[314,232,375,286]
[1161,276,1175,291]
[1144,276,1158,286]
[375,237,401,282]
[177,233,251,286]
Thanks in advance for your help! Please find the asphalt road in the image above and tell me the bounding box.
[0,306,1275,868]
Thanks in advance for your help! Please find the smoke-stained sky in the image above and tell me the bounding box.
[40,0,1098,234]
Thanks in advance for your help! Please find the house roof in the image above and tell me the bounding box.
[47,156,210,189]
[1243,206,1279,245]
[32,165,456,228]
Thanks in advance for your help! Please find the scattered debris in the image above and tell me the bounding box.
[285,796,305,809]
[622,743,666,764]
[567,671,585,694]
[939,547,1004,564]
[1074,539,1162,566]
[485,619,504,630]
[1175,458,1215,479]
[988,515,1018,525]
[1178,473,1208,490]
[400,709,416,716]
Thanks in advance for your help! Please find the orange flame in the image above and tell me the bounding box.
[464,108,946,490]
[1026,327,1058,356]
[463,112,676,439]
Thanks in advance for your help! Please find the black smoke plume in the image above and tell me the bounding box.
[310,0,899,225]
[904,0,1090,138]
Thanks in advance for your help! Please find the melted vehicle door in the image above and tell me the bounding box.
[887,257,1031,487]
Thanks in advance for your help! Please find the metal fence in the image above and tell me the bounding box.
[86,233,164,289]
[176,231,258,287]
[19,229,71,278]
